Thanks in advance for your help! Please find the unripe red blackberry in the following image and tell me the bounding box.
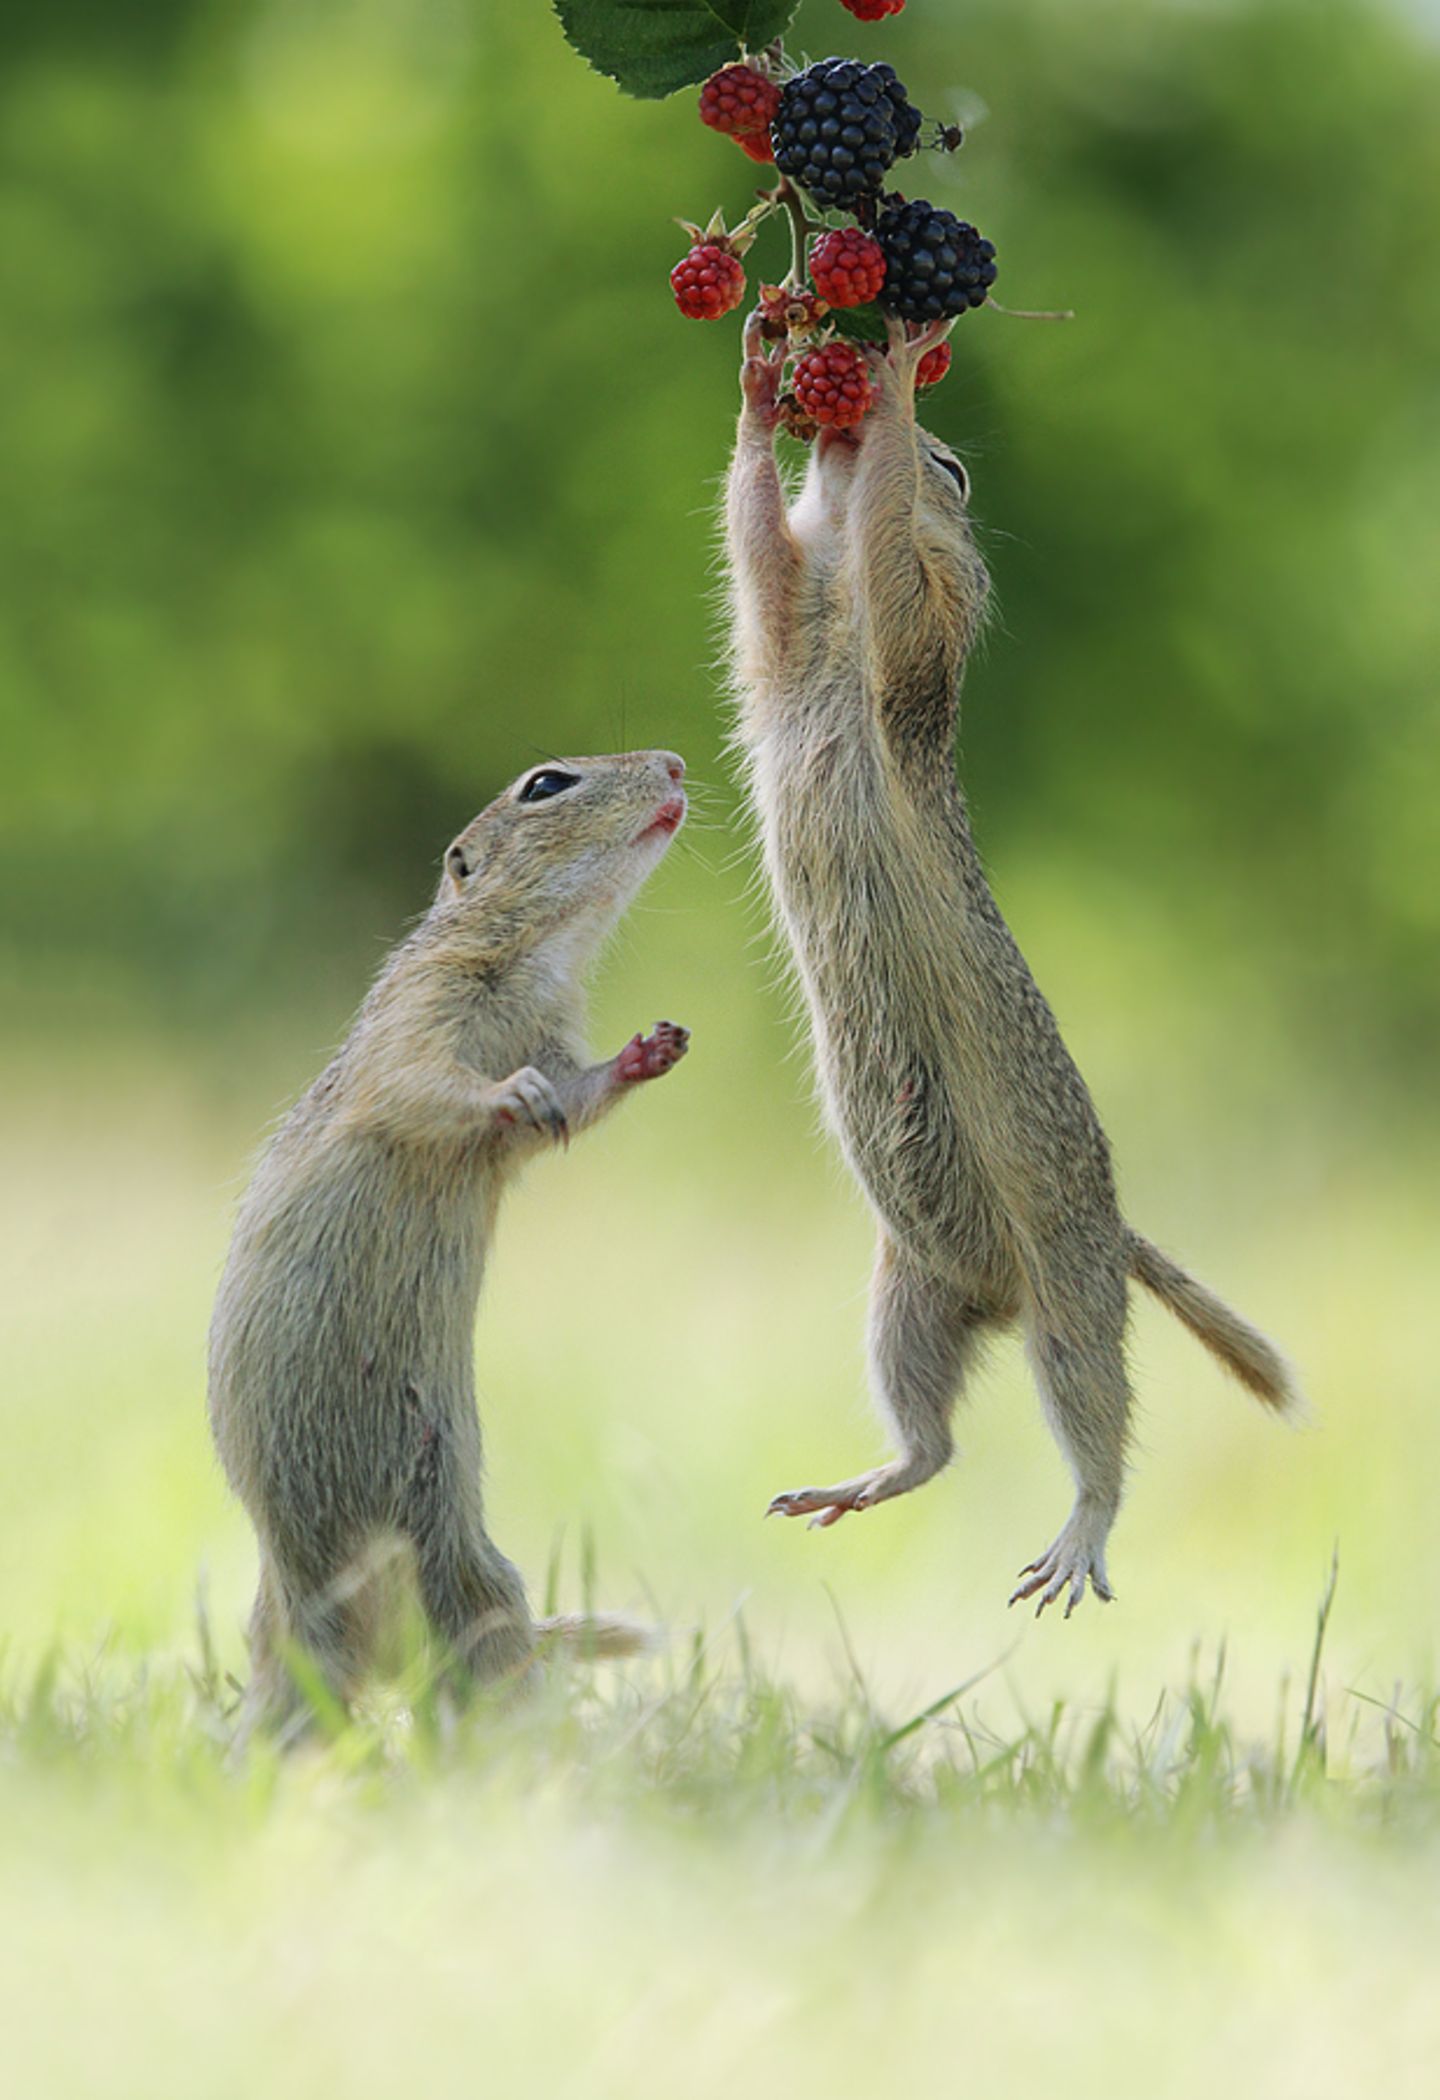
[916,339,952,389]
[810,227,886,309]
[734,129,776,164]
[671,243,746,320]
[791,339,874,430]
[698,64,782,140]
[839,0,906,19]
[875,198,997,322]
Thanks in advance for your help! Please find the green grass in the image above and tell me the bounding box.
[7,1546,1435,1826]
[3,1576,1438,2100]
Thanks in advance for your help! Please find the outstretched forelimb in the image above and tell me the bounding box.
[726,313,803,699]
[847,317,986,749]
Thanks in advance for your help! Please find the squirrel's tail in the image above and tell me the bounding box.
[535,1613,661,1662]
[1126,1230,1301,1413]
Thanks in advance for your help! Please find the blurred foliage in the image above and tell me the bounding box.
[0,0,1436,1061]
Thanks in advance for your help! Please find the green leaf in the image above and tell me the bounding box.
[553,0,801,101]
[829,304,889,345]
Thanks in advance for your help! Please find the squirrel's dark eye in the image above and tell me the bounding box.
[929,451,970,499]
[518,769,579,805]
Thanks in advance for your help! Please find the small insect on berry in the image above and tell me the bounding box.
[671,244,747,321]
[916,339,953,389]
[698,64,782,140]
[839,0,907,19]
[809,227,886,309]
[791,340,874,431]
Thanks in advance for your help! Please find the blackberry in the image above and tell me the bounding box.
[915,340,952,390]
[868,61,923,158]
[772,58,921,207]
[791,340,874,431]
[875,199,997,322]
[671,243,747,321]
[810,226,886,308]
[734,129,776,164]
[698,64,781,141]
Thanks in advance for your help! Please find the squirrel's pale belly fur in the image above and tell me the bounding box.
[727,315,1298,1608]
[209,751,689,1737]
[213,1113,497,1575]
[753,708,1112,1301]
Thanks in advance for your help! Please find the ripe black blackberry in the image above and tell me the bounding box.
[772,58,921,207]
[868,62,923,157]
[875,198,997,321]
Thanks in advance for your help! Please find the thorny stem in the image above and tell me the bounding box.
[986,297,1076,323]
[771,175,818,291]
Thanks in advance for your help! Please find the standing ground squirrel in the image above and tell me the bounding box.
[209,751,689,1735]
[725,312,1300,1613]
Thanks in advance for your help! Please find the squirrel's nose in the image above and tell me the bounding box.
[662,754,685,785]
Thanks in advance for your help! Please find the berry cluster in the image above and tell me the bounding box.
[791,340,874,431]
[809,227,886,309]
[876,199,998,321]
[670,242,748,322]
[670,4,1011,439]
[771,58,919,206]
[698,63,781,141]
[698,63,780,163]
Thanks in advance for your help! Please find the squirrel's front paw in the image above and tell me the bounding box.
[490,1065,568,1145]
[615,1021,691,1084]
[869,316,952,402]
[739,312,786,428]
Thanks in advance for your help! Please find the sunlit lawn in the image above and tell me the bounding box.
[3,1612,1437,2100]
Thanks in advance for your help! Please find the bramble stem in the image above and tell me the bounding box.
[985,297,1076,323]
[772,175,815,291]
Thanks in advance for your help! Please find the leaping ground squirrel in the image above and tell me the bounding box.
[209,751,689,1734]
[725,313,1299,1613]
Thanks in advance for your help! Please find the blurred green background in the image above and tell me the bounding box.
[2,0,1437,1708]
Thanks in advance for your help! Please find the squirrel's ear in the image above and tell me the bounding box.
[444,839,477,895]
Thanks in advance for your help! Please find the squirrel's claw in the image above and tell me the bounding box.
[1008,1520,1116,1617]
[908,318,955,360]
[491,1065,569,1147]
[883,312,910,357]
[766,1456,941,1527]
[873,316,955,397]
[740,310,787,427]
[886,315,954,361]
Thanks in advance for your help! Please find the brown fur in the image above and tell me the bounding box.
[209,751,688,1736]
[724,315,1299,1614]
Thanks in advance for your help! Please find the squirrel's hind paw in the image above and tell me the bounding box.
[766,1455,941,1530]
[1009,1515,1116,1618]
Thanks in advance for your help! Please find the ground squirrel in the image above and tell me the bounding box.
[209,751,689,1734]
[725,312,1299,1613]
